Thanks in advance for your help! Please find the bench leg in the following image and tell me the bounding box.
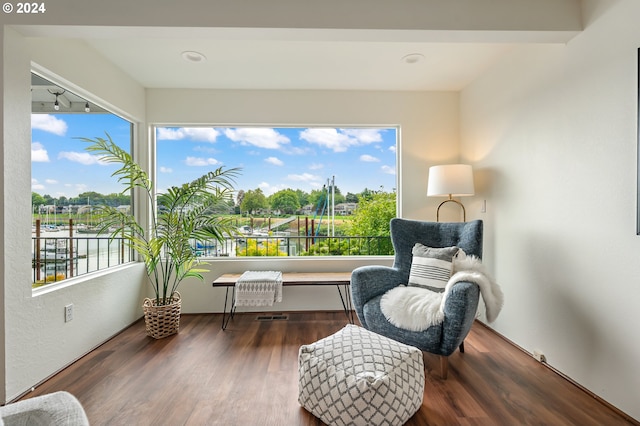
[221,287,236,330]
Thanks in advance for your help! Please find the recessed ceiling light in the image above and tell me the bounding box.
[181,51,207,63]
[401,53,425,64]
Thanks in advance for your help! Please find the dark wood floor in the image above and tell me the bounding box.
[19,312,638,426]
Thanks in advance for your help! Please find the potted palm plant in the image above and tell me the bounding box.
[81,134,240,339]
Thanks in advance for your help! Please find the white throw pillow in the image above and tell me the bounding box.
[407,244,462,292]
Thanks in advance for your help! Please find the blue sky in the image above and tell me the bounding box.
[31,113,132,199]
[32,113,397,199]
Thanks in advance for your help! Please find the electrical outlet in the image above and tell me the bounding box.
[533,350,546,363]
[65,304,73,322]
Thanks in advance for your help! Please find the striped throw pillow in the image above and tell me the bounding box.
[408,244,461,292]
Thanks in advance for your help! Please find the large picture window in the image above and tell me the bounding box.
[155,126,398,257]
[31,72,134,287]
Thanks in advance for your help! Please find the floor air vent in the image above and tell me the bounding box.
[256,314,289,321]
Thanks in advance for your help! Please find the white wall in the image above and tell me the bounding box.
[461,0,640,420]
[1,30,148,402]
[146,88,461,313]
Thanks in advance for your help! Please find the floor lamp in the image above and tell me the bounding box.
[427,164,475,222]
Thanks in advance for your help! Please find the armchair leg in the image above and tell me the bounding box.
[459,341,465,353]
[439,356,449,380]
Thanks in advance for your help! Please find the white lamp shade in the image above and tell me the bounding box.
[427,164,475,197]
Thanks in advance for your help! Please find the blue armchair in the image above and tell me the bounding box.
[350,218,483,379]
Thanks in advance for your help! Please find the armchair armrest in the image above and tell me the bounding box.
[441,281,480,355]
[0,391,89,426]
[351,265,406,328]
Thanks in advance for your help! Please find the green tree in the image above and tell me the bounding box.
[346,191,396,255]
[308,186,346,211]
[294,189,309,208]
[359,187,377,201]
[307,189,326,212]
[270,189,301,214]
[347,191,396,237]
[104,192,131,207]
[334,193,346,205]
[32,192,46,207]
[78,191,105,205]
[345,192,359,203]
[41,194,54,205]
[240,188,268,214]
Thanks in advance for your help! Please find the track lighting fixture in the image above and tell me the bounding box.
[85,102,91,113]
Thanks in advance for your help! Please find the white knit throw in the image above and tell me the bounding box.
[235,271,283,307]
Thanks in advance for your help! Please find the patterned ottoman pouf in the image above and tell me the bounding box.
[298,324,424,426]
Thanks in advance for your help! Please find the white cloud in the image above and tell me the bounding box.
[58,151,108,166]
[300,128,383,153]
[75,184,88,193]
[185,156,220,166]
[258,181,287,196]
[287,172,324,189]
[388,145,397,153]
[342,128,383,144]
[300,128,353,152]
[359,154,380,162]
[224,128,290,149]
[381,165,396,175]
[287,172,321,182]
[31,142,50,162]
[31,114,68,136]
[62,180,89,194]
[309,163,324,170]
[159,166,173,173]
[45,179,58,184]
[31,179,45,191]
[265,156,284,166]
[157,127,220,142]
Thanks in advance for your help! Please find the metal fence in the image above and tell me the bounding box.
[32,236,133,287]
[193,235,394,257]
[32,234,392,287]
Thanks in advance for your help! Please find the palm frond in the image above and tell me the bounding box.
[78,134,153,195]
[81,134,241,304]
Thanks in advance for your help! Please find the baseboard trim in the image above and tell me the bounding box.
[474,320,640,425]
[9,317,144,405]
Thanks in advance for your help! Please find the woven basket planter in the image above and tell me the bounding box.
[142,292,182,339]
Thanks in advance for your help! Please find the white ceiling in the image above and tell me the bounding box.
[84,33,515,91]
[20,25,578,92]
[18,9,581,93]
[13,1,583,92]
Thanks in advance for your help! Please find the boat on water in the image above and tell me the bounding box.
[32,239,80,266]
[32,242,80,283]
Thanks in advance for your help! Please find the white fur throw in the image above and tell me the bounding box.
[380,255,504,331]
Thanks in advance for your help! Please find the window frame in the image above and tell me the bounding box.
[151,123,401,260]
